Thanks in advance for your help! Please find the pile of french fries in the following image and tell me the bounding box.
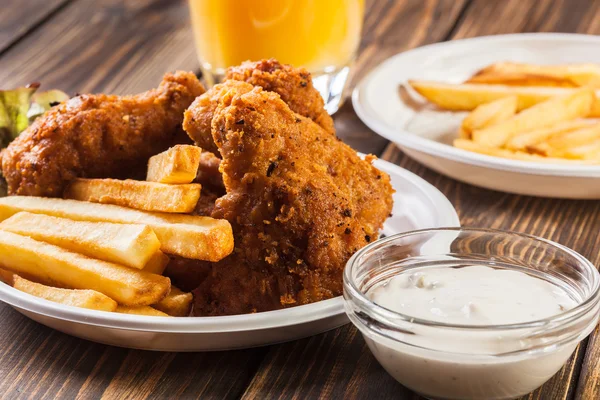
[0,145,232,317]
[408,62,600,163]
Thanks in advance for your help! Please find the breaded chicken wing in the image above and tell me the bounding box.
[193,151,225,217]
[184,84,393,316]
[183,59,335,154]
[2,71,205,197]
[226,59,335,134]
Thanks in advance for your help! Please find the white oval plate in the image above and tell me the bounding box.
[353,33,600,199]
[0,158,459,351]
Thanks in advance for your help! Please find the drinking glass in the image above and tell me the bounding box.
[188,0,365,114]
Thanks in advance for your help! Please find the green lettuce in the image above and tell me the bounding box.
[0,86,37,148]
[0,84,69,196]
[28,89,70,123]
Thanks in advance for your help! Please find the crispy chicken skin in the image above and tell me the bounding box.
[193,151,225,217]
[183,59,335,155]
[226,60,335,134]
[2,71,205,197]
[184,84,394,316]
[183,81,252,155]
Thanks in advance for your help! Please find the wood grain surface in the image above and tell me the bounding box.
[0,0,72,54]
[1,0,600,399]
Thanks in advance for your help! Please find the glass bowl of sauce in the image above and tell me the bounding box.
[344,228,600,400]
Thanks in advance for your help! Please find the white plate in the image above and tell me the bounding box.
[0,158,459,351]
[353,33,600,198]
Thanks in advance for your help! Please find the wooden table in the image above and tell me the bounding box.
[1,0,600,398]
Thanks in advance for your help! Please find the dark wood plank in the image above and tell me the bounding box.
[0,0,72,54]
[0,307,266,399]
[241,325,419,400]
[575,326,600,399]
[0,0,199,95]
[453,0,600,38]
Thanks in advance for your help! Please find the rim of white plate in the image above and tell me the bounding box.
[353,32,600,178]
[0,158,459,333]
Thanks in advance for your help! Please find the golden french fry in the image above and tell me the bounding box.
[0,212,160,269]
[0,268,13,283]
[152,286,193,317]
[458,127,470,139]
[0,270,118,312]
[0,230,170,306]
[407,80,600,117]
[461,96,517,139]
[453,139,599,164]
[531,135,600,159]
[505,120,593,151]
[560,139,600,160]
[0,197,233,261]
[467,71,578,87]
[64,178,201,214]
[472,90,594,147]
[143,251,170,275]
[543,123,600,150]
[468,62,600,88]
[115,305,169,317]
[147,145,202,184]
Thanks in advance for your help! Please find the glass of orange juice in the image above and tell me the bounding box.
[188,0,365,114]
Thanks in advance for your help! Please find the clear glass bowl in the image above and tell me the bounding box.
[343,228,600,400]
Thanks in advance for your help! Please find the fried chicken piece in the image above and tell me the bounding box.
[2,71,205,197]
[184,85,393,316]
[183,59,335,154]
[192,151,224,217]
[193,187,221,217]
[195,151,224,191]
[183,81,252,155]
[226,59,335,134]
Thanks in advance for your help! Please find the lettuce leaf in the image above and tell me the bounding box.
[28,89,70,122]
[0,85,69,196]
[0,86,37,148]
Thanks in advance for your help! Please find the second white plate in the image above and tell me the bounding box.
[0,158,459,351]
[353,33,600,198]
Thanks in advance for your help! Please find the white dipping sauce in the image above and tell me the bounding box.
[364,265,581,400]
[373,265,576,325]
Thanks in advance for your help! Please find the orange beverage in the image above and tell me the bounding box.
[188,0,365,112]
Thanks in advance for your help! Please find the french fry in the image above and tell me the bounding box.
[467,62,600,88]
[560,139,600,160]
[0,269,118,312]
[0,212,160,269]
[505,120,593,151]
[0,197,233,261]
[530,130,600,159]
[453,139,599,164]
[407,80,600,117]
[472,90,594,147]
[0,230,171,306]
[143,251,170,275]
[152,286,193,317]
[146,145,202,184]
[540,123,600,151]
[115,305,169,317]
[0,268,13,283]
[64,178,201,214]
[467,72,578,87]
[460,96,517,139]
